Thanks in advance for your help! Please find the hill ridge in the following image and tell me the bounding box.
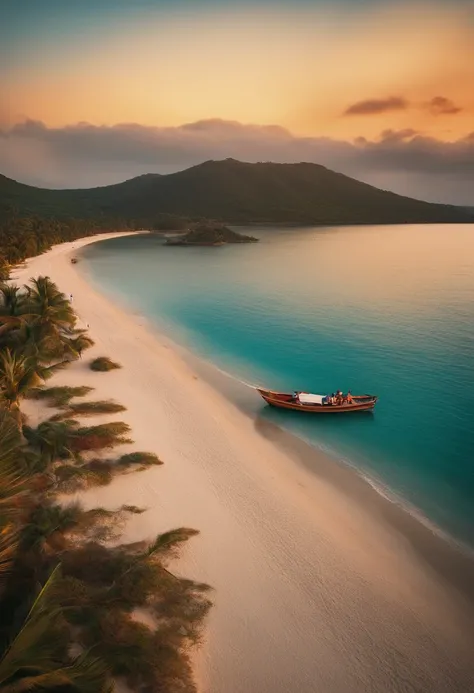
[0,159,470,225]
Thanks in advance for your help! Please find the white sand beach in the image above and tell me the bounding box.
[13,233,474,693]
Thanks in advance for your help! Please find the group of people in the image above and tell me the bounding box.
[324,390,353,406]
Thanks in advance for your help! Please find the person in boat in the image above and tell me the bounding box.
[335,390,343,405]
[346,390,353,404]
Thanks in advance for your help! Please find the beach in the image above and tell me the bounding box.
[13,232,474,693]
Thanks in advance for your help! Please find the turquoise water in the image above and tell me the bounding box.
[82,225,474,546]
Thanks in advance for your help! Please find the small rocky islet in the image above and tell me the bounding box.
[165,224,259,246]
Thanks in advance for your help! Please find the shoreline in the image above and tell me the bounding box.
[79,235,474,559]
[12,232,474,693]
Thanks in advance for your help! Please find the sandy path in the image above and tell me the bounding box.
[13,233,474,693]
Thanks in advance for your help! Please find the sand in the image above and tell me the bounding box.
[13,233,474,693]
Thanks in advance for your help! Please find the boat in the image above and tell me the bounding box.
[257,389,378,413]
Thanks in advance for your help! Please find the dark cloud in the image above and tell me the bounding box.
[343,97,408,116]
[345,95,465,118]
[0,119,473,205]
[424,96,463,115]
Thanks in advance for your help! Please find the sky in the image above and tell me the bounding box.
[1,0,473,204]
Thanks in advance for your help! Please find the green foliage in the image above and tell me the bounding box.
[0,201,136,266]
[0,349,43,414]
[0,262,10,281]
[23,419,132,461]
[89,356,122,372]
[118,451,162,467]
[152,213,189,230]
[0,161,471,234]
[26,385,94,407]
[0,278,87,409]
[0,566,113,692]
[55,451,162,493]
[166,223,258,245]
[0,271,211,692]
[2,404,210,692]
[59,532,212,691]
[72,421,132,451]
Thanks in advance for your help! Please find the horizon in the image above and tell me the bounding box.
[1,0,473,205]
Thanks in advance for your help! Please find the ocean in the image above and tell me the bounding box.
[81,224,474,548]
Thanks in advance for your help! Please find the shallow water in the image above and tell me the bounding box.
[82,224,474,546]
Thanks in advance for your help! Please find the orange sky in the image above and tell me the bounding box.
[2,2,473,142]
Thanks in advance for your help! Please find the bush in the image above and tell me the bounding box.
[118,452,163,467]
[90,356,122,372]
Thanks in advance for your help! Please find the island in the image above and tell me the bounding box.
[165,223,259,246]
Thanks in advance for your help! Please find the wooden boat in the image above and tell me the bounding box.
[257,389,377,413]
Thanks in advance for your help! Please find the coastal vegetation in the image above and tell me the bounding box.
[0,206,137,271]
[27,385,95,407]
[0,276,211,691]
[90,356,122,371]
[1,160,471,239]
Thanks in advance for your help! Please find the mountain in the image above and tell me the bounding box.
[0,160,471,225]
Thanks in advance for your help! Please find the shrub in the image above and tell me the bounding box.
[118,452,163,467]
[90,356,122,372]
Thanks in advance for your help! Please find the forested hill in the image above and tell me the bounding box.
[1,159,471,226]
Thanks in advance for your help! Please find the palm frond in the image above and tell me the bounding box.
[0,653,112,693]
[145,528,200,559]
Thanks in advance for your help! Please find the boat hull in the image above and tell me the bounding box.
[257,389,377,413]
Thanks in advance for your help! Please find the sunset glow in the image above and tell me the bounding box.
[1,0,473,201]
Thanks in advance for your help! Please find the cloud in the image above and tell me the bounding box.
[378,129,418,143]
[1,119,473,205]
[424,96,463,115]
[344,95,465,118]
[343,97,408,116]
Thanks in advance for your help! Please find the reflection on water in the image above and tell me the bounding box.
[82,224,474,546]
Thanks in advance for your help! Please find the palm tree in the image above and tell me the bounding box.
[0,285,24,317]
[0,350,42,423]
[0,350,67,421]
[23,277,75,332]
[0,566,112,693]
[65,331,95,360]
[22,419,78,468]
[20,502,85,555]
[0,408,27,585]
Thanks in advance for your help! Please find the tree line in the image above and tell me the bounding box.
[0,211,137,278]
